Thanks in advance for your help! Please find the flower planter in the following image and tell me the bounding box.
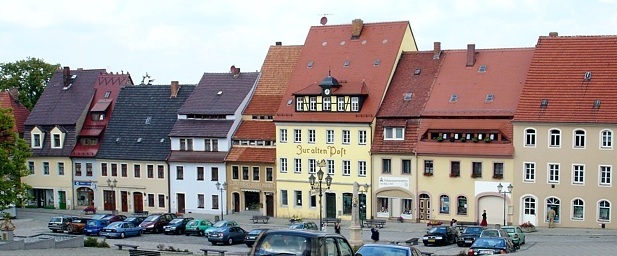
[520,226,537,233]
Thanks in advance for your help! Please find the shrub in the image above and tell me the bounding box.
[84,237,98,247]
[98,239,110,248]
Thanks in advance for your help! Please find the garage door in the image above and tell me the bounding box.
[478,196,505,225]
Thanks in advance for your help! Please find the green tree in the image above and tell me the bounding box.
[0,57,59,110]
[0,108,32,214]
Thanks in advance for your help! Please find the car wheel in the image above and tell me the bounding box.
[246,243,253,248]
[211,242,216,245]
[120,232,125,239]
[228,238,233,245]
[185,232,190,236]
[423,242,428,246]
[67,226,73,233]
[51,229,57,233]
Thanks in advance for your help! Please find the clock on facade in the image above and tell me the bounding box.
[323,88,331,96]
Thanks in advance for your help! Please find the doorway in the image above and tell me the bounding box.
[177,193,185,214]
[133,192,144,213]
[266,193,274,216]
[121,191,128,212]
[58,191,66,210]
[325,193,336,218]
[244,192,260,210]
[104,190,116,211]
[419,194,431,220]
[233,193,240,213]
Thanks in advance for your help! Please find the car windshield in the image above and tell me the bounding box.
[187,220,199,226]
[428,227,446,233]
[143,215,160,222]
[50,217,61,222]
[473,238,505,248]
[106,222,122,228]
[289,224,304,229]
[464,227,483,234]
[213,221,227,227]
[357,246,409,256]
[249,229,265,235]
[481,230,500,237]
[254,234,311,256]
[90,214,108,220]
[502,227,515,233]
[87,220,102,227]
[170,219,183,224]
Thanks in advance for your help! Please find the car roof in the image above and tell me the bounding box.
[359,244,414,250]
[262,229,337,238]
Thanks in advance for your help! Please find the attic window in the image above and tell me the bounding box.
[343,60,350,67]
[584,71,592,81]
[217,91,223,95]
[137,138,142,143]
[287,99,293,106]
[404,93,413,101]
[485,94,494,102]
[104,91,111,98]
[540,99,549,108]
[307,61,314,68]
[414,69,421,75]
[373,59,381,66]
[593,99,601,108]
[115,138,120,143]
[145,116,152,124]
[160,138,165,143]
[478,65,487,73]
[449,94,458,102]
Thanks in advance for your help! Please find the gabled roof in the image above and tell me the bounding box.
[25,68,103,125]
[243,45,303,115]
[0,89,30,134]
[178,72,260,115]
[225,147,276,163]
[97,84,195,161]
[423,47,534,117]
[275,20,416,123]
[513,35,617,123]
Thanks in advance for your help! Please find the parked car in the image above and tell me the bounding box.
[207,226,248,245]
[245,228,270,247]
[457,226,485,247]
[185,219,213,236]
[288,221,319,230]
[139,213,177,233]
[48,216,78,233]
[249,230,353,256]
[125,216,146,226]
[356,243,423,256]
[100,221,144,239]
[163,217,194,235]
[83,219,110,236]
[501,226,526,247]
[101,214,127,223]
[479,229,516,251]
[66,217,91,234]
[422,225,458,246]
[205,220,239,236]
[467,237,515,255]
[89,213,113,220]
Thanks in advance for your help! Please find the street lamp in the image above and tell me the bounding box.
[106,178,118,214]
[309,159,331,231]
[497,183,513,226]
[349,182,370,247]
[215,181,227,221]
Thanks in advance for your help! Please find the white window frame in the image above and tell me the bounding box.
[308,159,316,174]
[323,96,331,111]
[601,129,613,149]
[280,129,288,143]
[572,164,585,185]
[43,162,49,175]
[31,132,42,148]
[342,130,350,144]
[308,129,315,144]
[337,96,345,111]
[358,161,367,177]
[342,160,351,176]
[572,198,584,220]
[384,127,404,140]
[327,159,335,175]
[524,128,536,147]
[279,158,288,173]
[309,97,317,111]
[574,129,586,149]
[358,130,367,145]
[50,127,64,149]
[296,97,304,111]
[294,129,301,143]
[599,165,612,186]
[598,200,610,221]
[179,138,193,151]
[294,158,302,174]
[281,190,288,206]
[351,97,359,111]
[549,129,561,148]
[295,191,303,207]
[524,162,535,182]
[326,130,334,144]
[548,163,560,184]
[58,162,64,176]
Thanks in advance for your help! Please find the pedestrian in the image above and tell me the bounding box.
[548,207,556,228]
[480,210,488,227]
[450,218,457,228]
[370,226,380,243]
[334,222,341,234]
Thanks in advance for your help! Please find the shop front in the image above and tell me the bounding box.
[74,181,97,209]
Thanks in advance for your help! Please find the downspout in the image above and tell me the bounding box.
[166,161,171,214]
[369,122,374,220]
[414,149,419,223]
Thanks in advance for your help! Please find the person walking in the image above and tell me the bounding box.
[548,208,556,228]
[370,226,380,243]
[334,222,341,234]
[480,210,488,227]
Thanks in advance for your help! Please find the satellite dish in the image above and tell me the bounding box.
[320,16,328,25]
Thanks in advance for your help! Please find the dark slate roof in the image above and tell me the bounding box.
[25,68,103,125]
[178,72,260,115]
[97,84,195,161]
[167,151,228,163]
[169,119,233,137]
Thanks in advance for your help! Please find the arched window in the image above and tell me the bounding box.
[549,129,561,147]
[574,129,586,148]
[525,128,536,147]
[601,130,613,149]
[599,200,610,221]
[546,197,560,222]
[439,195,450,214]
[572,199,584,220]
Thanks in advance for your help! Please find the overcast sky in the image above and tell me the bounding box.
[1,0,616,85]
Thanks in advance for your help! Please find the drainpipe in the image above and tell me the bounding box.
[414,149,419,223]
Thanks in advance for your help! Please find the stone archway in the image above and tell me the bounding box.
[75,187,94,208]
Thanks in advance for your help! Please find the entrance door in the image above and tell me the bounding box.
[133,192,144,213]
[325,193,336,218]
[266,194,274,216]
[419,194,430,220]
[177,193,185,214]
[58,191,66,210]
[36,189,45,208]
[121,191,128,212]
[233,193,240,213]
[104,190,116,211]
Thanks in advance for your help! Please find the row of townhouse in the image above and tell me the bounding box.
[13,18,617,229]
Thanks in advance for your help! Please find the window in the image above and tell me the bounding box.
[402,160,411,174]
[342,130,350,144]
[231,166,238,180]
[147,194,155,207]
[549,129,561,147]
[180,138,193,151]
[280,158,288,173]
[343,160,351,176]
[205,139,218,151]
[457,196,467,215]
[472,162,482,177]
[158,165,164,179]
[573,164,584,184]
[358,130,367,145]
[28,161,34,174]
[493,163,504,178]
[308,129,315,143]
[294,129,301,143]
[294,158,302,173]
[147,165,154,178]
[343,193,352,215]
[440,195,450,213]
[326,159,335,175]
[134,164,141,178]
[524,162,535,182]
[358,161,366,177]
[424,160,434,175]
[91,113,104,121]
[323,96,331,111]
[295,191,303,206]
[212,195,219,209]
[296,97,304,111]
[572,199,584,220]
[281,190,288,206]
[101,163,108,176]
[158,194,165,208]
[75,163,82,176]
[252,167,259,181]
[524,197,536,215]
[599,200,610,221]
[600,165,612,186]
[121,164,127,177]
[32,133,42,148]
[525,128,536,147]
[548,164,560,183]
[111,163,118,177]
[384,127,404,140]
[42,162,49,175]
[211,167,219,181]
[280,129,288,143]
[197,167,205,181]
[546,197,560,223]
[242,166,249,180]
[58,162,64,175]
[308,159,316,174]
[337,96,345,111]
[309,97,317,111]
[351,97,359,111]
[326,130,334,144]
[601,130,613,149]
[266,167,273,181]
[382,159,391,173]
[84,163,92,176]
[450,161,460,177]
[176,166,184,180]
[52,133,62,148]
[574,129,586,148]
[310,195,317,207]
[197,194,205,208]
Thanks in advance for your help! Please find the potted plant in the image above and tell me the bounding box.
[484,137,492,143]
[461,137,467,142]
[519,221,536,232]
[436,136,444,142]
[1,212,16,241]
[290,215,302,223]
[472,137,479,143]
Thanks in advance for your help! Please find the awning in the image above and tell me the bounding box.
[91,99,112,112]
[241,189,261,193]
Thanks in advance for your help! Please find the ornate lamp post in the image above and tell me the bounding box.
[106,178,118,214]
[216,181,227,221]
[309,159,331,231]
[349,182,369,246]
[497,183,513,226]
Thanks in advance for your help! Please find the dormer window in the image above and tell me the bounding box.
[31,127,44,148]
[50,127,65,149]
[385,127,404,140]
[91,112,105,121]
[296,97,304,111]
[351,97,359,111]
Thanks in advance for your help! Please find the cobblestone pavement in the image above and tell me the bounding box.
[3,208,617,256]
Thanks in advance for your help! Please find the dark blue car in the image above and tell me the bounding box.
[84,219,109,236]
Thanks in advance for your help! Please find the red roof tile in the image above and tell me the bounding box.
[371,119,420,153]
[0,90,30,134]
[233,120,276,140]
[225,147,275,163]
[514,35,617,123]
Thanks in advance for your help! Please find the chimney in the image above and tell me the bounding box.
[433,42,442,59]
[466,44,476,67]
[549,32,559,37]
[170,81,179,98]
[275,41,282,46]
[351,19,364,39]
[63,66,71,87]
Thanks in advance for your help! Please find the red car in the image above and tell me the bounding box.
[101,214,127,223]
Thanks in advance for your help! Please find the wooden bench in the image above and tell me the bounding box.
[250,215,270,224]
[115,243,139,250]
[128,249,160,256]
[362,219,386,228]
[200,248,227,256]
[323,218,341,226]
